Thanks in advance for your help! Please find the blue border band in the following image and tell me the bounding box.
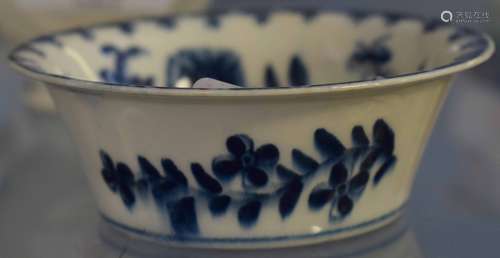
[101,202,406,243]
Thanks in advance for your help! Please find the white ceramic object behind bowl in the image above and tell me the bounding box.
[9,10,494,249]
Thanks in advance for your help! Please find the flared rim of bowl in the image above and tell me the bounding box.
[8,9,496,97]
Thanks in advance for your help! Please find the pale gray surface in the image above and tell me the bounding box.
[0,73,499,258]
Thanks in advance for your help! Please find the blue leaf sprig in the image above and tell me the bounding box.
[99,119,397,235]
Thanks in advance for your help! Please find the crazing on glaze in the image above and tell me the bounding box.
[100,119,396,236]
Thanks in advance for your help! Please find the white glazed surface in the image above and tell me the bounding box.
[49,77,449,247]
[9,10,494,248]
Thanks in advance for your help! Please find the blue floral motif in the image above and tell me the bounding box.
[100,119,397,236]
[308,119,397,222]
[348,35,392,79]
[308,162,369,221]
[99,45,154,86]
[166,48,245,87]
[212,134,279,188]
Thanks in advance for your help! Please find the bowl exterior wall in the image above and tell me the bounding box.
[47,77,451,247]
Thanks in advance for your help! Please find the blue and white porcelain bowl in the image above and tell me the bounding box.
[9,10,494,249]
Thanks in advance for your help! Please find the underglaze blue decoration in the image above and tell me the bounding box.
[212,134,279,187]
[454,49,485,63]
[302,10,319,22]
[117,22,134,34]
[137,157,198,234]
[156,16,177,29]
[448,27,475,42]
[34,35,63,48]
[100,119,397,235]
[64,28,94,40]
[383,13,404,25]
[99,45,154,86]
[9,9,493,246]
[279,177,304,218]
[348,35,392,79]
[314,128,346,160]
[307,119,397,222]
[423,19,445,32]
[100,151,136,209]
[206,15,221,28]
[209,195,231,216]
[139,157,187,205]
[238,200,262,228]
[161,158,189,188]
[291,149,320,174]
[460,38,488,51]
[254,12,271,24]
[348,10,371,23]
[447,29,489,62]
[210,134,292,225]
[167,48,245,87]
[454,37,489,62]
[288,55,310,87]
[168,196,199,235]
[373,155,397,185]
[191,163,223,194]
[264,65,279,87]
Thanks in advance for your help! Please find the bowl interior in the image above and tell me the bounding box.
[10,11,490,88]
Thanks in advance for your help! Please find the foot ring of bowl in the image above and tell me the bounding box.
[99,202,406,249]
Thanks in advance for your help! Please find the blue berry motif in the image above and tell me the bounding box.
[100,119,397,236]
